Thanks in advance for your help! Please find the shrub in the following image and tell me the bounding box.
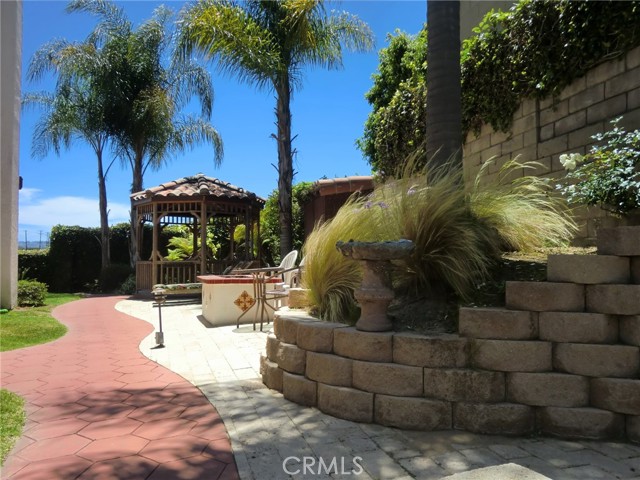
[18,250,50,283]
[99,263,133,293]
[555,118,640,216]
[118,274,137,295]
[303,159,576,323]
[17,280,48,307]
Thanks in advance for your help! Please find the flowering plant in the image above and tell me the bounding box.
[556,118,640,216]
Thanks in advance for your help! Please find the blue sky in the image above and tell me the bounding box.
[18,0,426,241]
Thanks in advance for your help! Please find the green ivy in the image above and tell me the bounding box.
[462,0,640,135]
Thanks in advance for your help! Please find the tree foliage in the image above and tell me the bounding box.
[357,29,427,178]
[260,182,314,265]
[177,0,373,257]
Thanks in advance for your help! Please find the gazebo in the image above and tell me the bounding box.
[131,174,265,291]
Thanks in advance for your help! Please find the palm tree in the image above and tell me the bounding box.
[68,0,224,265]
[177,0,374,258]
[25,39,114,271]
[425,0,462,169]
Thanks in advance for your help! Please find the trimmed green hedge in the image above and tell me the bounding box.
[17,280,48,307]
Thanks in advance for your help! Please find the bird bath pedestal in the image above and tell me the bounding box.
[336,240,414,332]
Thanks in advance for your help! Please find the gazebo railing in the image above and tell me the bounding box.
[136,259,237,290]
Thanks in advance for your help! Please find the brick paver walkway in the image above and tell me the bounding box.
[1,297,238,480]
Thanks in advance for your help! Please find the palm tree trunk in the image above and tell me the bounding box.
[275,77,294,259]
[426,0,462,170]
[129,151,144,269]
[97,150,111,271]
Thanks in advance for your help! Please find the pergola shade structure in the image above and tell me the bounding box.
[131,174,265,291]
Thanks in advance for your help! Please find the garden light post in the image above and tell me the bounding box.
[153,288,167,347]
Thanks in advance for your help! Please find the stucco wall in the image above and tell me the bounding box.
[0,0,22,309]
[463,45,640,244]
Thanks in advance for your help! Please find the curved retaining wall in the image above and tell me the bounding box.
[260,227,640,443]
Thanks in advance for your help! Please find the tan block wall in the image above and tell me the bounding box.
[263,227,640,442]
[463,46,640,245]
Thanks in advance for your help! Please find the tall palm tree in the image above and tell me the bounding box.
[177,0,374,257]
[68,0,224,265]
[25,39,114,271]
[425,0,462,169]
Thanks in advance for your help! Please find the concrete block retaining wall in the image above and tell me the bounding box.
[261,226,640,443]
[463,46,640,244]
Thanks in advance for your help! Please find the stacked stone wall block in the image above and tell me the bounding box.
[597,226,640,256]
[546,254,630,284]
[631,257,640,284]
[511,112,537,136]
[260,356,283,392]
[554,343,640,378]
[628,45,640,69]
[465,133,491,154]
[540,124,554,142]
[523,129,537,148]
[317,383,373,423]
[471,340,552,372]
[538,135,569,159]
[374,395,452,431]
[505,281,584,312]
[620,316,640,346]
[458,308,538,340]
[453,402,535,436]
[586,285,640,315]
[606,67,640,98]
[273,314,299,344]
[522,98,537,117]
[276,343,306,375]
[287,288,311,309]
[481,145,502,164]
[282,372,317,407]
[352,361,423,397]
[554,110,586,136]
[333,328,393,362]
[296,320,344,353]
[587,94,627,124]
[266,334,281,362]
[501,133,524,153]
[506,372,589,407]
[393,333,468,368]
[569,84,604,113]
[568,122,604,150]
[423,368,505,403]
[591,378,640,415]
[629,87,640,110]
[560,75,588,101]
[628,416,640,444]
[490,130,510,146]
[586,57,626,87]
[540,100,569,125]
[538,312,618,344]
[305,352,352,388]
[538,407,625,440]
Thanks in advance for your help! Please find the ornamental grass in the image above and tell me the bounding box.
[302,157,577,323]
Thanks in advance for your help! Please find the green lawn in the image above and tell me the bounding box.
[0,389,26,466]
[0,293,80,466]
[0,293,79,352]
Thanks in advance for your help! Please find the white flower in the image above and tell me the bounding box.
[560,153,584,171]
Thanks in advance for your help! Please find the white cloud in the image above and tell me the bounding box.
[19,195,130,230]
[19,187,42,203]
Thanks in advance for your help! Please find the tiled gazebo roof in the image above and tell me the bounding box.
[130,173,265,204]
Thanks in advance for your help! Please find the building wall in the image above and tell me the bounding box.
[463,45,640,244]
[0,1,22,309]
[459,1,514,42]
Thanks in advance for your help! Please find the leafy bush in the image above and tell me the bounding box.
[17,280,48,307]
[18,250,50,283]
[261,182,314,265]
[556,118,640,216]
[303,158,576,322]
[99,263,133,293]
[118,274,137,295]
[462,0,640,135]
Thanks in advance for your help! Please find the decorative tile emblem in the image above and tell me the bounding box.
[234,290,255,312]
